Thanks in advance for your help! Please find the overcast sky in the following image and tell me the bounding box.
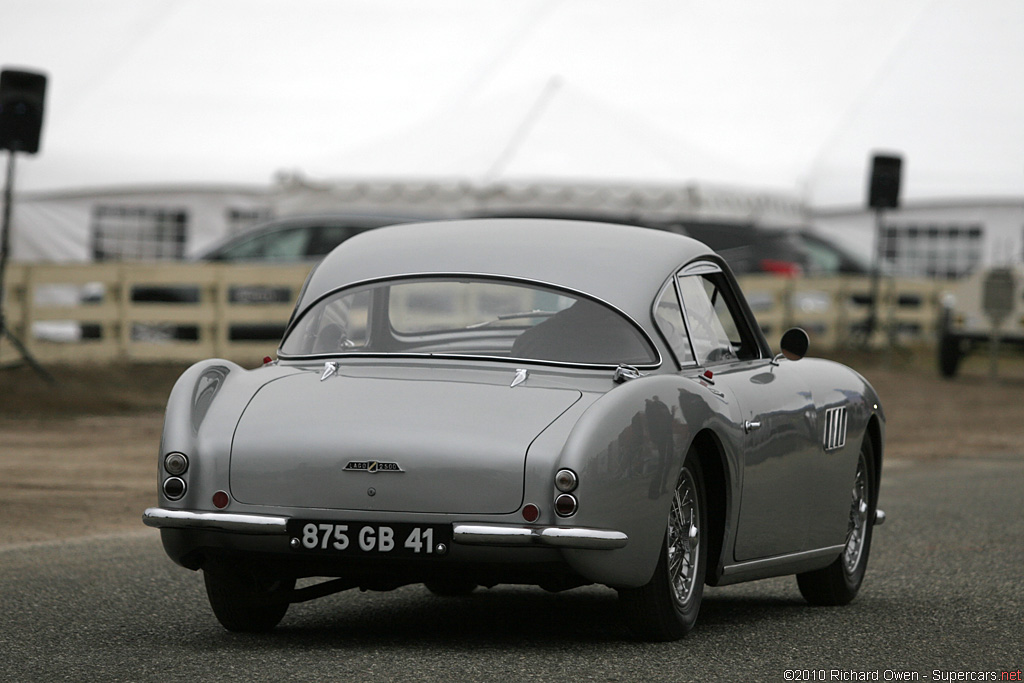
[4,0,1023,206]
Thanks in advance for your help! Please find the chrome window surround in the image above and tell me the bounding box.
[279,272,664,370]
[652,275,700,370]
[676,262,728,366]
[652,260,730,369]
[664,259,769,366]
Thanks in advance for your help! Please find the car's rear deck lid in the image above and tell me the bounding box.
[230,371,580,514]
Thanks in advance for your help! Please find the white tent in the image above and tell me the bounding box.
[3,0,1023,207]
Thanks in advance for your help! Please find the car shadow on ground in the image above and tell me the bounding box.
[186,584,816,647]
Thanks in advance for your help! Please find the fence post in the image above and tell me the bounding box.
[21,264,37,358]
[212,264,227,359]
[0,263,29,365]
[115,262,130,360]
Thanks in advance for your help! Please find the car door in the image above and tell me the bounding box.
[670,262,820,561]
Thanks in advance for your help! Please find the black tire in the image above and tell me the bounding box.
[797,437,876,606]
[619,452,707,641]
[203,565,295,633]
[938,333,962,378]
[423,579,477,596]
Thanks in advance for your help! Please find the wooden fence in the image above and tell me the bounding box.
[0,263,311,366]
[0,263,947,366]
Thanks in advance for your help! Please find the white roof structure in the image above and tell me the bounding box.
[4,0,1023,208]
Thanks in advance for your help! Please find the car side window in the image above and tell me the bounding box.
[259,228,312,260]
[308,226,358,257]
[677,270,758,365]
[219,228,311,261]
[654,281,695,366]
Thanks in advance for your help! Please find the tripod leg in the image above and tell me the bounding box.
[0,323,56,385]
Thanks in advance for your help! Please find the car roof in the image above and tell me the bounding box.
[297,218,717,320]
[195,212,430,260]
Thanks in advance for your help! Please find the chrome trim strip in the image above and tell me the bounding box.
[720,544,845,578]
[453,524,628,550]
[678,261,724,277]
[142,508,289,535]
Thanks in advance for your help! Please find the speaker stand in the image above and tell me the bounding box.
[0,149,55,383]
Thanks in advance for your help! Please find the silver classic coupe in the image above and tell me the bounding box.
[143,218,886,640]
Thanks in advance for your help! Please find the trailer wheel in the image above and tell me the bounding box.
[939,332,963,378]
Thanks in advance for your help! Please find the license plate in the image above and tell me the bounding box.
[288,520,452,558]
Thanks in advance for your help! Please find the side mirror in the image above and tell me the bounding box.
[779,327,809,361]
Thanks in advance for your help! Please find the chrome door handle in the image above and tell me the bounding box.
[743,420,762,434]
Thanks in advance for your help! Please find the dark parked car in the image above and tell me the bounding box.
[657,222,869,277]
[131,213,429,341]
[198,213,423,263]
[470,210,867,277]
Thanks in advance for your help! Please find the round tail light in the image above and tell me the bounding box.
[163,452,188,476]
[554,468,578,493]
[554,494,578,517]
[163,477,186,500]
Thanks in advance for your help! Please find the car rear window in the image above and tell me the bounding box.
[280,277,658,366]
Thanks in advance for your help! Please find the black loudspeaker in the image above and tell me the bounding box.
[0,68,48,154]
[868,153,902,209]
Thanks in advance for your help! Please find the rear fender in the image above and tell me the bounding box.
[554,374,738,587]
[158,360,300,513]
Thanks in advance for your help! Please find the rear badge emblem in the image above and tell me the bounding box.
[344,460,404,473]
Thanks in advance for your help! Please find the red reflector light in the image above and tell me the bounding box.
[522,504,540,523]
[262,356,273,365]
[212,490,230,509]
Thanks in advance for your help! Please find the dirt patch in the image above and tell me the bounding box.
[0,414,163,545]
[0,362,189,545]
[855,350,1024,460]
[0,362,191,417]
[1,353,1022,546]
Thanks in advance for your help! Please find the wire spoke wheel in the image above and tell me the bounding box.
[843,456,869,575]
[619,451,707,641]
[667,468,701,608]
[797,436,876,606]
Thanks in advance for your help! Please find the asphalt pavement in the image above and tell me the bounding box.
[1,456,1021,682]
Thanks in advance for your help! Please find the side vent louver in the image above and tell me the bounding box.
[824,406,848,451]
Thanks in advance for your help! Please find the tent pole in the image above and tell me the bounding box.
[864,207,885,347]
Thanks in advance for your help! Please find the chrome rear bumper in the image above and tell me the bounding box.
[143,508,288,534]
[143,508,628,550]
[453,524,627,550]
